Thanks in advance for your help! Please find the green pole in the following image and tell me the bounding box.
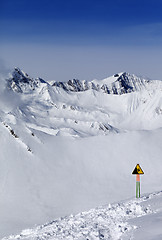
[136,181,140,198]
[136,175,140,198]
[136,181,138,198]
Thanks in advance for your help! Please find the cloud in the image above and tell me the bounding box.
[0,59,21,112]
[0,59,11,77]
[0,59,11,91]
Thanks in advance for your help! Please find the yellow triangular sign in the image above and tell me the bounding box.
[132,164,144,174]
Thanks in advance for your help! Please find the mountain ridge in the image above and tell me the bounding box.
[3,67,162,139]
[7,67,152,95]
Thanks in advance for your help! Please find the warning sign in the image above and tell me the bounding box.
[132,164,144,175]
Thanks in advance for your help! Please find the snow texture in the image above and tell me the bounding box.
[3,191,162,240]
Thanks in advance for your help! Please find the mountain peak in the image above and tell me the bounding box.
[7,67,33,93]
[14,67,29,78]
[7,67,47,93]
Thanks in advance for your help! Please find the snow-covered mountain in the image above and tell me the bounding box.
[52,71,149,94]
[4,67,162,139]
[8,67,154,95]
[0,67,162,239]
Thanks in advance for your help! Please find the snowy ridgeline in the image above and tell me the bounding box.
[1,67,162,139]
[8,68,149,95]
[3,191,162,240]
[0,68,162,239]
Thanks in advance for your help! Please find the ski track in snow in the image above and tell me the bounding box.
[4,191,162,240]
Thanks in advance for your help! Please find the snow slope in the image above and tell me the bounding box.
[0,68,162,238]
[124,191,162,240]
[3,191,162,240]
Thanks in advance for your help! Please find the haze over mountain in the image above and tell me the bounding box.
[0,68,162,239]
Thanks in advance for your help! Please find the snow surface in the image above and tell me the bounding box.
[123,191,162,240]
[0,68,162,238]
[3,191,162,240]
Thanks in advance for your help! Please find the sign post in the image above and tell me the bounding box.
[132,164,144,198]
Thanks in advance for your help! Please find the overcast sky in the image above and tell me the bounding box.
[0,0,162,81]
